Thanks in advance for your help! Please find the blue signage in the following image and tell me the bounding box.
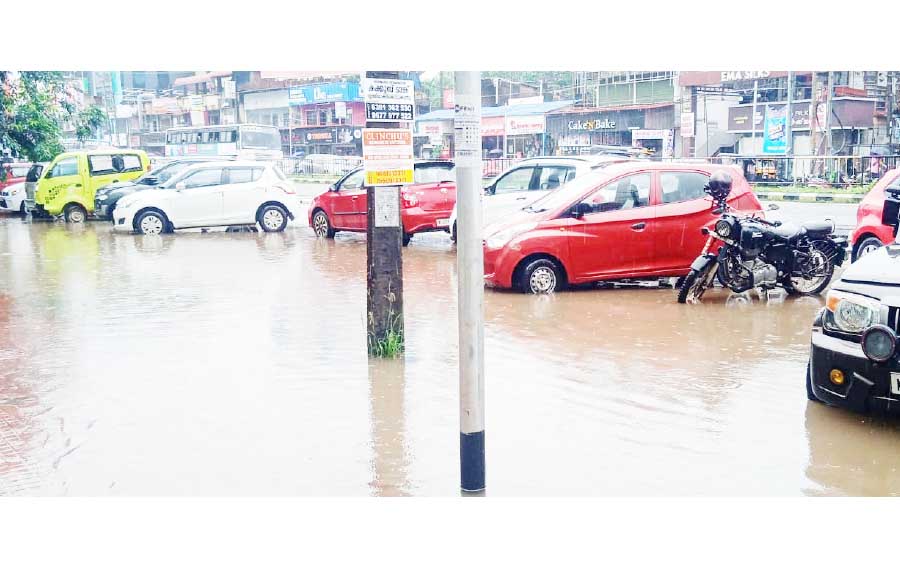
[762,105,787,154]
[288,82,360,105]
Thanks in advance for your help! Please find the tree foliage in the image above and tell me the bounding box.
[0,71,70,162]
[75,106,107,142]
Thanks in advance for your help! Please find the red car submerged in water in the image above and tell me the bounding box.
[850,168,900,261]
[309,160,456,246]
[482,162,764,293]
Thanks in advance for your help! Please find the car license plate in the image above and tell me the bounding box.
[436,218,450,227]
[892,373,900,395]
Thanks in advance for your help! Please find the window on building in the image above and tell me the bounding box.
[319,110,329,125]
[306,110,317,126]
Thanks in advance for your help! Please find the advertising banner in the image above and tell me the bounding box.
[362,128,414,185]
[505,114,544,135]
[362,78,415,122]
[762,104,788,154]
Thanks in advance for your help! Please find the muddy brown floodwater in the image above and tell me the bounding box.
[1,213,899,496]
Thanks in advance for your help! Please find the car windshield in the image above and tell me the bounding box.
[154,162,194,184]
[523,168,613,213]
[414,164,455,184]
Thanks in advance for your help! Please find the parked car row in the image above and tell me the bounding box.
[7,149,296,234]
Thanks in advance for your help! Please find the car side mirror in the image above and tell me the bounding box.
[175,182,186,191]
[145,175,159,185]
[767,203,780,211]
[330,183,340,192]
[484,183,495,196]
[571,202,592,218]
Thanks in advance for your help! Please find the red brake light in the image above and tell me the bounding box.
[402,193,418,208]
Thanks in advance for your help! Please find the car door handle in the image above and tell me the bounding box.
[631,222,646,231]
[515,196,527,200]
[74,184,82,188]
[351,195,358,199]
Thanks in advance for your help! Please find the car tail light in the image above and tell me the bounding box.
[402,193,418,208]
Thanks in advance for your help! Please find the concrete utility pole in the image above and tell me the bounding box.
[785,71,794,181]
[453,71,486,493]
[825,71,834,178]
[365,71,405,356]
[750,80,759,156]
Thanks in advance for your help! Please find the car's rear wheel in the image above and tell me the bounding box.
[135,210,167,235]
[518,257,563,295]
[312,209,334,238]
[19,201,26,215]
[259,204,288,233]
[63,203,87,224]
[402,232,412,247]
[451,221,457,243]
[854,236,883,262]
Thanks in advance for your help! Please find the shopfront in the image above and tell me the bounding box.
[504,114,546,158]
[547,107,650,155]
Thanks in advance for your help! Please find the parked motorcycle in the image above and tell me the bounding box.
[677,171,848,304]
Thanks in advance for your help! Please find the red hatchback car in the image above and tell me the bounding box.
[309,161,456,246]
[482,162,763,293]
[850,167,900,261]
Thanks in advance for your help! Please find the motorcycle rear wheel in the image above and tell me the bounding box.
[785,246,835,296]
[677,262,718,304]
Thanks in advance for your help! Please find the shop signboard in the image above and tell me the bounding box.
[362,78,415,122]
[362,128,414,186]
[506,114,544,135]
[288,82,361,106]
[481,116,505,136]
[762,104,788,154]
[680,112,695,138]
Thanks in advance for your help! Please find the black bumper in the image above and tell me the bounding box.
[810,330,900,414]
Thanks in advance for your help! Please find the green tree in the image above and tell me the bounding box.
[75,106,107,142]
[0,71,69,162]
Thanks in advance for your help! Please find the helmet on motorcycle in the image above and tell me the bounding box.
[705,171,733,201]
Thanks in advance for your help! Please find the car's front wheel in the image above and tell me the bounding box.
[854,236,883,261]
[259,204,288,233]
[312,209,334,238]
[64,203,87,224]
[135,209,167,235]
[518,257,563,294]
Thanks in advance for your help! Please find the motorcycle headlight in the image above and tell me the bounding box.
[484,222,537,250]
[825,290,882,334]
[715,219,732,238]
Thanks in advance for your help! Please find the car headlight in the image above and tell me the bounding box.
[825,290,882,334]
[861,325,898,362]
[484,222,536,250]
[97,194,108,201]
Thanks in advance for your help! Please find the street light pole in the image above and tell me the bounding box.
[454,71,485,493]
[785,71,794,182]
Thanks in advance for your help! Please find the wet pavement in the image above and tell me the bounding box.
[1,208,899,497]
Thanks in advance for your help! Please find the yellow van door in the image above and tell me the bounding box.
[38,154,86,216]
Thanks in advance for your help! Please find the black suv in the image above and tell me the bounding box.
[808,236,900,414]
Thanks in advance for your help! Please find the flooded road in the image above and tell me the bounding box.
[1,213,899,496]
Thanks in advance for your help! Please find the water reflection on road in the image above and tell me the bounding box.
[1,215,899,496]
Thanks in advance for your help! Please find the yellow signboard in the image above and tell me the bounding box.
[366,169,414,185]
[362,128,414,186]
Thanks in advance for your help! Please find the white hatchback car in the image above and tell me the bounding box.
[113,161,296,235]
[449,155,630,241]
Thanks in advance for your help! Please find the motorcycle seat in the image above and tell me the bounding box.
[800,220,834,238]
[771,223,802,242]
